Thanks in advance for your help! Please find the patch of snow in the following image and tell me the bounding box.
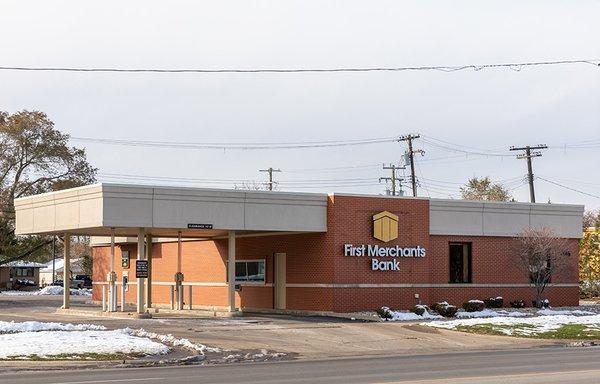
[221,349,286,362]
[0,286,92,296]
[0,321,106,334]
[424,314,600,336]
[380,306,442,321]
[468,300,484,304]
[0,329,169,359]
[125,328,219,353]
[455,309,530,319]
[537,308,595,316]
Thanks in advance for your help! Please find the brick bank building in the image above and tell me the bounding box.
[14,184,583,314]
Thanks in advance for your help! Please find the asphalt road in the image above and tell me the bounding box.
[2,347,600,384]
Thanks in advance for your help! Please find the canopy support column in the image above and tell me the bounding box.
[145,234,153,309]
[227,231,236,312]
[62,233,70,309]
[136,228,145,314]
[175,231,183,310]
[107,228,116,312]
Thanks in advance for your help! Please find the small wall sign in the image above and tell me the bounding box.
[187,223,213,229]
[136,260,149,278]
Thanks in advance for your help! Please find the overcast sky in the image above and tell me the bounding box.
[1,1,599,209]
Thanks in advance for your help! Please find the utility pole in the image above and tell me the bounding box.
[259,167,281,191]
[379,164,405,196]
[509,144,547,203]
[399,134,424,197]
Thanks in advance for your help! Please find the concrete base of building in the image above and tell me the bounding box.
[242,307,381,322]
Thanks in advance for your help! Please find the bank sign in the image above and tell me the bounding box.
[343,211,426,271]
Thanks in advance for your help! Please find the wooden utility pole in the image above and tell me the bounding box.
[379,164,405,196]
[399,134,424,197]
[509,144,547,203]
[259,167,281,191]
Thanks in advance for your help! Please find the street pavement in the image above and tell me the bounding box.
[1,347,599,384]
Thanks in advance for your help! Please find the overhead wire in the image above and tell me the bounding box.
[1,59,598,74]
[536,177,600,199]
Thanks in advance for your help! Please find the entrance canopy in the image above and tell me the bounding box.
[14,183,328,238]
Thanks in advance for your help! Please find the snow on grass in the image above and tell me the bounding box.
[125,328,219,353]
[0,329,170,359]
[379,306,442,321]
[537,308,595,316]
[423,313,600,338]
[0,321,213,360]
[0,320,105,333]
[455,309,530,319]
[0,286,92,296]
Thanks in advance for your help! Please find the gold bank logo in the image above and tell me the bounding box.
[372,211,398,242]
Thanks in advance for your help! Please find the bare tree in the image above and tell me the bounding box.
[233,181,277,191]
[512,227,574,307]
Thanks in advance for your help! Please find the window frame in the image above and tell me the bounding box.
[448,242,472,284]
[233,259,266,284]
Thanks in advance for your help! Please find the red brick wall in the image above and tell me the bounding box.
[92,195,580,313]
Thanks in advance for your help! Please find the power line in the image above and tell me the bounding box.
[1,59,598,74]
[71,135,400,150]
[421,137,513,157]
[536,177,600,199]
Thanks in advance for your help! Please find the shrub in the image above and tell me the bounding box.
[510,299,525,308]
[412,304,429,316]
[580,281,600,299]
[431,301,458,317]
[377,306,393,319]
[483,297,504,308]
[462,300,485,312]
[532,299,550,308]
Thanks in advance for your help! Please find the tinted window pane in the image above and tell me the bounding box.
[235,262,247,281]
[247,261,265,281]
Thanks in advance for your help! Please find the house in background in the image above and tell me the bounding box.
[0,260,46,289]
[39,258,84,287]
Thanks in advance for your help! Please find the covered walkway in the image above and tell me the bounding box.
[14,183,327,315]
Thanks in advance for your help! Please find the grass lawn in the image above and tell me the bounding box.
[455,323,600,340]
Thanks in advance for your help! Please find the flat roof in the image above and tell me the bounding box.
[14,183,584,239]
[14,183,328,237]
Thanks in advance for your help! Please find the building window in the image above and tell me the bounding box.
[449,242,472,283]
[235,260,265,283]
[14,268,34,277]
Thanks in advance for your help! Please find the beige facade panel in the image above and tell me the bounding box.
[15,183,328,236]
[15,184,105,235]
[429,200,485,236]
[152,187,245,230]
[244,191,327,232]
[430,199,584,238]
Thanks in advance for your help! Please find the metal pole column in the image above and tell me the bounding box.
[136,228,145,314]
[228,231,236,312]
[62,234,71,309]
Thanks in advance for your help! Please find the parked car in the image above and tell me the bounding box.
[51,276,92,289]
[75,275,92,289]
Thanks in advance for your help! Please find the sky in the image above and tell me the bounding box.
[1,1,599,209]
